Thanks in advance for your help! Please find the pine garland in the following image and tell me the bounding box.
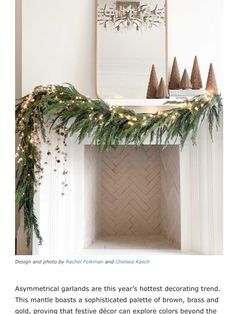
[15,84,223,246]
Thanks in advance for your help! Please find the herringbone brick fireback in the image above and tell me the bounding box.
[97,146,162,236]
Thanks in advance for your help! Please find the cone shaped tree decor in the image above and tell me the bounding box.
[156,77,168,98]
[146,64,158,99]
[180,69,192,90]
[191,56,203,89]
[206,63,218,94]
[169,57,181,89]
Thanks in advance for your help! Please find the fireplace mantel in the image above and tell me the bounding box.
[32,112,223,255]
[105,98,189,113]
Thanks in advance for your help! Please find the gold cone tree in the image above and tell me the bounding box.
[146,64,158,99]
[206,63,218,94]
[169,57,181,90]
[191,56,203,89]
[156,77,168,98]
[180,69,192,90]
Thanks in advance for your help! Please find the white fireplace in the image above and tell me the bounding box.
[33,109,223,255]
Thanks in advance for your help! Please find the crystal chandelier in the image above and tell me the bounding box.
[98,1,165,31]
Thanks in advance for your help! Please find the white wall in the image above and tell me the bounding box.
[22,0,223,97]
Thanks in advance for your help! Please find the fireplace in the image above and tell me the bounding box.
[33,122,222,255]
[84,145,181,251]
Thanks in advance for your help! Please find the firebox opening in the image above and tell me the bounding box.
[84,145,181,252]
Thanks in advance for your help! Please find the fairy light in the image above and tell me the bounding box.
[187,103,192,110]
[128,121,134,126]
[204,92,213,102]
[17,157,23,164]
[171,114,176,121]
[99,114,103,120]
[22,103,28,110]
[195,106,199,111]
[119,113,124,118]
[164,113,168,117]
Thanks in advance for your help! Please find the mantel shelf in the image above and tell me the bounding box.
[104,98,189,113]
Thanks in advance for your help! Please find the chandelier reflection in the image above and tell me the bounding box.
[98,1,165,31]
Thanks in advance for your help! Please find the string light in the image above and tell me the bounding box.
[204,92,213,101]
[22,103,28,110]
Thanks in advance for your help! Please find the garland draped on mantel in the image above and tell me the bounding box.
[15,84,223,246]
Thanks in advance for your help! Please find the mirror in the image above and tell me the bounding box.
[96,0,168,99]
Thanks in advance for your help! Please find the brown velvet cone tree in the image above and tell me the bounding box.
[191,56,203,89]
[146,64,158,99]
[169,57,181,90]
[156,77,168,98]
[206,63,218,94]
[180,69,192,90]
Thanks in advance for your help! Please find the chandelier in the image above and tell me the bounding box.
[98,1,165,31]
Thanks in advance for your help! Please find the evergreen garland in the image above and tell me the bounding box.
[15,84,223,246]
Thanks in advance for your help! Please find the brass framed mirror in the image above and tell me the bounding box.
[96,0,168,99]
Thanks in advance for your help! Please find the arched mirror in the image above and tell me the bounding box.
[96,0,168,99]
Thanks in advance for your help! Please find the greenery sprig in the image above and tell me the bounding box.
[15,84,223,246]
